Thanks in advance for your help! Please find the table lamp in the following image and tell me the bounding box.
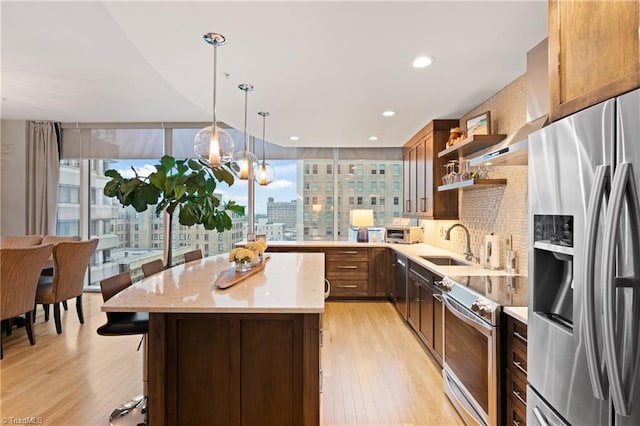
[350,209,374,243]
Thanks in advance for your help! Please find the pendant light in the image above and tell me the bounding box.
[193,32,234,167]
[231,83,258,180]
[254,111,275,186]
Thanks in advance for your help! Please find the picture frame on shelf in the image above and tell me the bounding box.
[466,111,491,136]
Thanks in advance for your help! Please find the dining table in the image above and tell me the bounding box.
[102,251,325,426]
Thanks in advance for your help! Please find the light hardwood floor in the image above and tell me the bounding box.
[0,294,462,425]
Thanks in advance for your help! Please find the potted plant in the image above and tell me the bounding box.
[103,155,245,267]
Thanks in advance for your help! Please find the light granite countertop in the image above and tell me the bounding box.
[102,252,325,314]
[262,240,521,279]
[503,307,528,324]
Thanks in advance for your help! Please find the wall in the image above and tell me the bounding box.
[0,120,28,235]
[421,75,529,275]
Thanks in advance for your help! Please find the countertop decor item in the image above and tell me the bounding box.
[350,209,374,242]
[246,240,268,264]
[229,247,258,267]
[231,83,258,180]
[193,32,235,167]
[217,254,271,289]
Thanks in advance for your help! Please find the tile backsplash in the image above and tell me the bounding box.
[422,74,529,275]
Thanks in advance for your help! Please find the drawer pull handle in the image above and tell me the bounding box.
[337,265,358,269]
[336,251,358,255]
[513,360,528,375]
[337,285,358,288]
[512,390,527,407]
[320,330,324,347]
[319,369,323,393]
[513,330,528,344]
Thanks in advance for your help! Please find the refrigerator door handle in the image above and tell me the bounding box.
[583,164,610,400]
[602,162,640,416]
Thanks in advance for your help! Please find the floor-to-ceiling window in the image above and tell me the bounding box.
[58,124,402,287]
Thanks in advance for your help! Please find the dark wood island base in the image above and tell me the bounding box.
[148,312,321,426]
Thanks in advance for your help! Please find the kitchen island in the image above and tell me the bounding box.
[102,252,325,426]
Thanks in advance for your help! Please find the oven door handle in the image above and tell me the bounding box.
[442,293,492,336]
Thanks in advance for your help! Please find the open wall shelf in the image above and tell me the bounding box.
[437,134,507,159]
[437,178,507,192]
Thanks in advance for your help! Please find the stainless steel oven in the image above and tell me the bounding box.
[440,275,526,426]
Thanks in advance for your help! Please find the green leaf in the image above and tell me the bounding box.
[104,169,121,178]
[160,155,175,170]
[143,186,161,204]
[188,159,202,170]
[174,185,187,201]
[131,189,150,212]
[149,172,165,190]
[178,204,198,226]
[176,162,188,175]
[212,167,234,186]
[103,180,120,197]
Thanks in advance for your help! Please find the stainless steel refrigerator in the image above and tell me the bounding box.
[528,88,640,426]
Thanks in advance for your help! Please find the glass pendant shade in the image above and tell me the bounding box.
[193,32,232,167]
[231,149,259,180]
[253,111,275,185]
[254,161,275,186]
[232,83,256,180]
[193,125,234,166]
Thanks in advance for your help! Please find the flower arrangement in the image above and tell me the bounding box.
[228,248,257,265]
[246,240,268,255]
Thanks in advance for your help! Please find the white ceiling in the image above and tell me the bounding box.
[1,1,548,148]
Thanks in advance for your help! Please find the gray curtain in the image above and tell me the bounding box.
[27,121,60,235]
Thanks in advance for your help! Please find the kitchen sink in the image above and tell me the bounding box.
[420,256,469,266]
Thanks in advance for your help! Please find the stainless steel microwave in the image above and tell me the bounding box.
[385,226,423,244]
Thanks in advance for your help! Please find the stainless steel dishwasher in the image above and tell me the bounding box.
[392,253,408,320]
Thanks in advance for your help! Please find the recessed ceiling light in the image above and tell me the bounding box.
[289,136,299,141]
[368,136,379,141]
[412,55,434,68]
[382,110,395,117]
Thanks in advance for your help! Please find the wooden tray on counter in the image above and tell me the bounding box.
[215,255,271,289]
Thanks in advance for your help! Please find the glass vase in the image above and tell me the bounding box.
[235,261,251,272]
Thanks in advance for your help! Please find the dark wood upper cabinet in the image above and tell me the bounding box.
[549,0,640,122]
[403,119,459,219]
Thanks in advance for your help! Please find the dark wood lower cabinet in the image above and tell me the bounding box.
[503,313,528,426]
[148,312,320,426]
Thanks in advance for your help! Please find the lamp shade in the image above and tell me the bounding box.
[350,210,373,243]
[350,209,374,227]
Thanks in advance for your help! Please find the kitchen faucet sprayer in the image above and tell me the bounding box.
[444,223,474,261]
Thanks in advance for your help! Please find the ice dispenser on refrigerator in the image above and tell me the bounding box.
[532,215,574,329]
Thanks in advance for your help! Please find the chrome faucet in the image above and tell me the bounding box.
[444,223,474,262]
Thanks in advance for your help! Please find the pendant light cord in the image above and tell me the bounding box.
[212,42,217,132]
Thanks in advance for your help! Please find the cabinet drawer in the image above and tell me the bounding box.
[325,248,369,260]
[507,317,528,355]
[328,279,368,297]
[326,261,369,277]
[506,387,527,426]
[507,344,528,384]
[507,369,527,408]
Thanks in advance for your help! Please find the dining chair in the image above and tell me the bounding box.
[0,235,43,248]
[141,259,164,278]
[97,272,149,425]
[34,238,99,334]
[0,244,53,358]
[183,249,203,263]
[40,235,81,283]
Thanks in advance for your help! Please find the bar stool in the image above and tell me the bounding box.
[97,272,149,426]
